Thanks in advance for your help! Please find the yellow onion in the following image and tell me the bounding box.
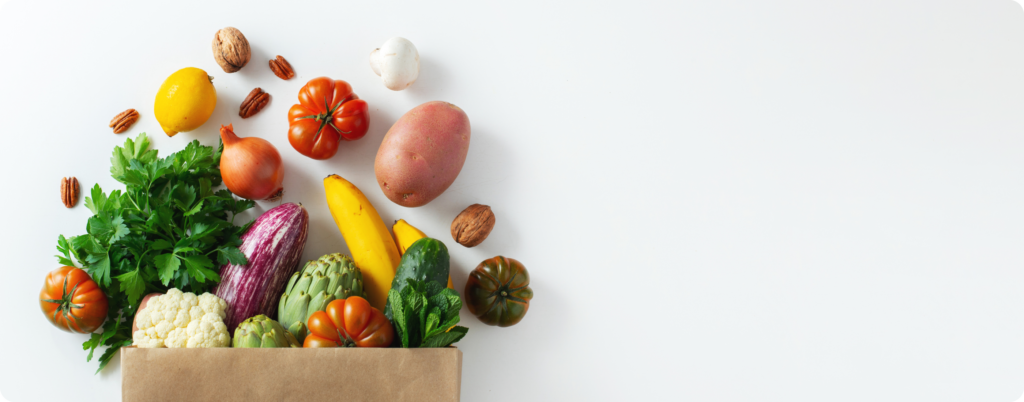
[219,124,284,201]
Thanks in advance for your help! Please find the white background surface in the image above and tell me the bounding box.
[2,0,1024,401]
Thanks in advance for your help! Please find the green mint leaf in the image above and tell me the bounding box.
[418,293,428,341]
[425,308,441,336]
[154,253,180,286]
[428,292,451,329]
[441,289,462,324]
[420,326,468,348]
[424,281,444,298]
[388,289,408,347]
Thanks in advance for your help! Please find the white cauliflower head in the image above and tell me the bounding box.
[133,288,230,348]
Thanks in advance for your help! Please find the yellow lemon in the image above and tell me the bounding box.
[154,67,217,137]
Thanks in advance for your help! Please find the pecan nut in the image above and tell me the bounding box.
[61,177,79,208]
[451,204,496,247]
[269,55,295,80]
[109,109,140,134]
[239,88,270,119]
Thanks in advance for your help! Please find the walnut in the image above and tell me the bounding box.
[451,204,496,247]
[212,27,251,73]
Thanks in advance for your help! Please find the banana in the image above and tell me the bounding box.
[324,174,401,310]
[392,219,454,289]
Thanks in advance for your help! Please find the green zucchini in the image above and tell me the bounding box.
[384,237,450,320]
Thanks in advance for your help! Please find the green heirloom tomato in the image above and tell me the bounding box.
[465,256,533,327]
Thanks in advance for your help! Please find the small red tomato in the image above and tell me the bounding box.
[288,77,369,160]
[40,266,108,333]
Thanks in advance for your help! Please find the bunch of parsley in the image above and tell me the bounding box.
[54,133,254,372]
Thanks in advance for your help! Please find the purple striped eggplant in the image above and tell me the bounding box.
[215,202,309,333]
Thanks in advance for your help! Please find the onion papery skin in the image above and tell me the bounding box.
[220,124,285,201]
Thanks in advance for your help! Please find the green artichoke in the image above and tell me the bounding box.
[278,253,365,343]
[233,315,301,348]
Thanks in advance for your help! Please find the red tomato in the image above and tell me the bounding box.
[288,77,369,160]
[303,296,393,348]
[39,266,108,333]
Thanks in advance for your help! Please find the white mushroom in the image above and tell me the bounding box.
[369,37,420,91]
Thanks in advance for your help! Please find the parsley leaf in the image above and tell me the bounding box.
[114,269,146,306]
[181,254,219,283]
[87,215,129,245]
[154,253,180,286]
[55,234,77,267]
[216,246,248,266]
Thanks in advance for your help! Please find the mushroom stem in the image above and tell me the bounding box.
[369,48,383,77]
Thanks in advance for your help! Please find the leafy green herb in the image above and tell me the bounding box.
[387,279,469,348]
[57,133,254,373]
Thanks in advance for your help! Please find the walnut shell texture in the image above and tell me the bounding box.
[212,27,251,73]
[451,204,496,247]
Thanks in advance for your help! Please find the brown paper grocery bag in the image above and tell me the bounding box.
[121,347,462,402]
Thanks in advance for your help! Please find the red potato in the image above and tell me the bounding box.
[374,101,471,207]
[131,293,163,334]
